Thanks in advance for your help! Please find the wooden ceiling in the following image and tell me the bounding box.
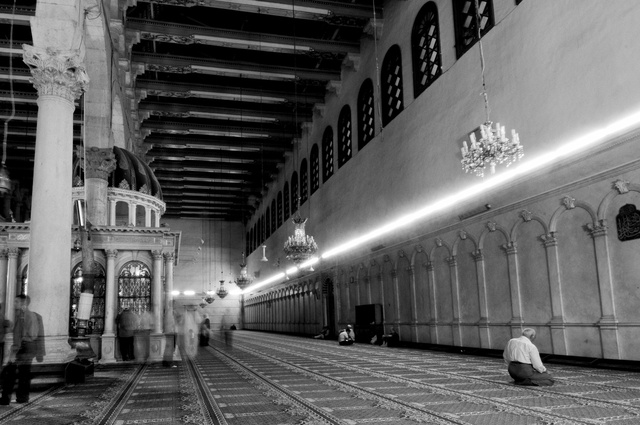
[0,0,383,222]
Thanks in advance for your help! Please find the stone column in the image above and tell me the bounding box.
[503,242,524,335]
[148,250,164,361]
[80,147,116,226]
[109,200,116,226]
[4,247,19,363]
[426,261,438,343]
[100,249,117,364]
[473,249,491,348]
[0,249,6,365]
[408,265,419,342]
[447,256,462,346]
[587,220,620,359]
[145,208,152,228]
[23,45,88,363]
[541,232,567,355]
[163,252,175,334]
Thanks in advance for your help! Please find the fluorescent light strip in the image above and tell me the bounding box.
[195,35,311,54]
[242,108,640,294]
[217,0,331,16]
[190,129,271,138]
[191,91,286,104]
[190,111,277,123]
[193,65,296,81]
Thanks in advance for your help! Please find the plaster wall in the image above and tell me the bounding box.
[241,1,640,361]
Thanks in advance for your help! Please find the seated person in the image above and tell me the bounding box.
[229,324,237,330]
[338,326,354,346]
[503,328,554,386]
[313,326,330,339]
[381,327,399,347]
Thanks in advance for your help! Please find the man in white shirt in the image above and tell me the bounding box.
[338,325,355,346]
[503,328,554,386]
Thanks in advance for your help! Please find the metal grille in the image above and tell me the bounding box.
[412,2,442,97]
[118,261,151,315]
[300,159,309,204]
[310,144,320,195]
[358,79,375,149]
[454,0,494,58]
[381,45,404,126]
[283,182,290,220]
[69,262,106,336]
[338,106,352,168]
[277,191,283,227]
[322,127,334,182]
[291,172,299,214]
[266,206,271,237]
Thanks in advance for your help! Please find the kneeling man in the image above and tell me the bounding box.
[503,328,554,386]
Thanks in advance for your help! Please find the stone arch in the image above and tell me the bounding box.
[429,237,454,345]
[510,209,549,243]
[549,195,597,232]
[395,249,412,330]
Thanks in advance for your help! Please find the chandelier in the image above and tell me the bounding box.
[283,211,318,265]
[234,253,253,290]
[460,0,523,178]
[216,278,228,298]
[203,290,215,304]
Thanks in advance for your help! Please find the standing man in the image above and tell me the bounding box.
[503,328,554,386]
[0,295,45,404]
[116,308,138,361]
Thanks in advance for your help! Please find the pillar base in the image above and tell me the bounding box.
[40,336,77,364]
[99,334,117,364]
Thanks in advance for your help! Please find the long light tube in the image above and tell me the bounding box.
[242,108,640,294]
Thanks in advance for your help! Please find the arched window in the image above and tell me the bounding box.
[283,182,290,220]
[453,0,494,58]
[271,199,277,231]
[358,78,375,150]
[118,261,151,314]
[338,105,352,167]
[310,144,320,195]
[322,127,334,182]
[70,262,106,336]
[300,159,308,204]
[381,45,404,126]
[412,2,442,97]
[291,171,299,214]
[265,206,271,237]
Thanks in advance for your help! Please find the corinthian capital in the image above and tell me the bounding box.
[22,45,89,102]
[76,146,117,180]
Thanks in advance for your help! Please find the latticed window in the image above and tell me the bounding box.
[412,2,442,97]
[453,0,494,58]
[70,262,106,336]
[358,79,375,150]
[322,127,334,183]
[277,191,283,227]
[310,144,320,195]
[118,261,151,315]
[338,106,352,168]
[291,171,299,214]
[300,159,309,204]
[265,206,271,237]
[381,45,404,126]
[271,199,277,231]
[283,182,290,220]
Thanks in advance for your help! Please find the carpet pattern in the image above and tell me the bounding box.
[0,332,639,424]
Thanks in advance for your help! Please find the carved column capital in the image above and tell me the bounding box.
[586,219,608,238]
[540,233,558,248]
[7,247,20,258]
[22,45,89,102]
[502,241,517,255]
[0,249,7,259]
[77,147,117,180]
[105,249,118,258]
[152,250,164,260]
[163,252,175,262]
[472,249,484,262]
[446,256,457,267]
[425,261,434,272]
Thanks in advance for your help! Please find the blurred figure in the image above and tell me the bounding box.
[381,327,399,347]
[313,326,330,339]
[0,303,10,365]
[224,324,234,347]
[116,308,138,361]
[229,324,237,330]
[199,315,210,346]
[138,309,154,361]
[181,309,199,357]
[338,326,354,346]
[1,295,45,405]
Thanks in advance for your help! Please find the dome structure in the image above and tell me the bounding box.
[110,147,163,200]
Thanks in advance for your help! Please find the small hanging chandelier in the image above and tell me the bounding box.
[217,276,228,298]
[283,209,318,266]
[460,0,523,178]
[234,252,253,290]
[203,291,215,304]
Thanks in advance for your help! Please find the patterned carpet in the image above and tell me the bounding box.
[0,331,639,424]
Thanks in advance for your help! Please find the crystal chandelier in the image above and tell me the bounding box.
[216,278,228,298]
[234,253,253,290]
[283,211,318,265]
[460,0,523,178]
[203,290,215,304]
